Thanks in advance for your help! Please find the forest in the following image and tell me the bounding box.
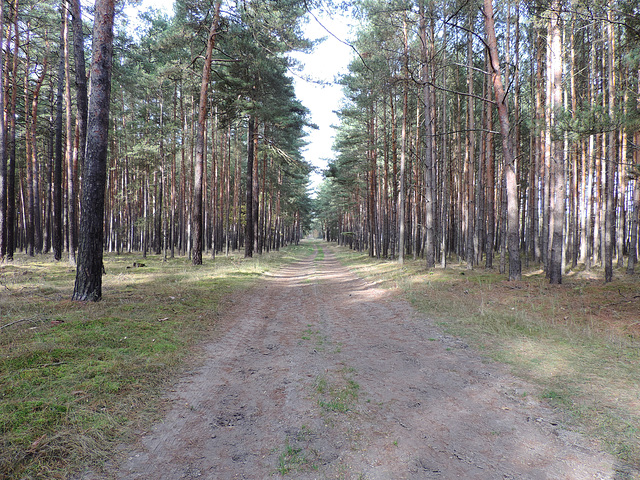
[0,0,639,297]
[317,0,640,285]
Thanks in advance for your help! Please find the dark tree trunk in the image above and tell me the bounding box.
[69,0,88,262]
[53,4,65,261]
[72,0,116,301]
[6,2,19,261]
[0,0,6,260]
[64,2,77,263]
[70,0,87,170]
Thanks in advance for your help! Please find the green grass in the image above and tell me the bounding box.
[274,425,319,476]
[0,244,312,479]
[315,367,360,414]
[331,244,640,470]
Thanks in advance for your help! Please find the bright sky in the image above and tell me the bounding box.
[289,13,354,195]
[124,0,353,196]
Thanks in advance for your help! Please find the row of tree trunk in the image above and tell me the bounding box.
[319,0,640,284]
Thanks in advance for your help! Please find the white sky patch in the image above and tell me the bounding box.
[290,12,354,196]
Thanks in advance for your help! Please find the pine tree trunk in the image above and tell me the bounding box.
[70,0,87,256]
[604,12,615,282]
[72,0,116,301]
[627,69,640,274]
[193,2,221,265]
[0,0,5,260]
[245,118,255,258]
[64,2,77,264]
[464,17,476,269]
[485,68,495,269]
[6,2,19,261]
[398,18,409,265]
[549,4,564,285]
[53,4,65,261]
[23,28,34,256]
[483,0,521,280]
[31,62,46,254]
[421,2,436,268]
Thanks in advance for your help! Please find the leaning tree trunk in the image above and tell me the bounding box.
[192,1,221,265]
[72,0,116,301]
[483,0,521,280]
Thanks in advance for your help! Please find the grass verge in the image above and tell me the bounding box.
[0,245,312,479]
[330,243,640,470]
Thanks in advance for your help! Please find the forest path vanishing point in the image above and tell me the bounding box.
[106,245,622,479]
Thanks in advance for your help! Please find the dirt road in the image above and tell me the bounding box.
[111,246,620,479]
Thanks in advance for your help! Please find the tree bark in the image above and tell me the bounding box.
[604,10,615,282]
[193,2,221,265]
[421,1,436,268]
[0,0,5,260]
[548,4,564,285]
[398,17,409,265]
[6,1,19,261]
[245,117,255,258]
[53,4,65,261]
[64,0,77,263]
[628,69,640,274]
[72,0,116,301]
[483,0,521,280]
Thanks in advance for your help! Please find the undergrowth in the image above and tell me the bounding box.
[331,243,640,471]
[0,245,310,479]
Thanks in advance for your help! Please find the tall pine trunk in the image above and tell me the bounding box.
[53,4,65,261]
[604,10,615,282]
[548,4,564,284]
[6,2,19,260]
[0,0,5,260]
[483,0,521,280]
[192,2,221,265]
[72,0,116,301]
[245,117,255,258]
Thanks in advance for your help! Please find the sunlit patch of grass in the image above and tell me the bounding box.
[328,242,640,467]
[0,244,309,478]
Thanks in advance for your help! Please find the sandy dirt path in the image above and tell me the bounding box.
[109,245,621,479]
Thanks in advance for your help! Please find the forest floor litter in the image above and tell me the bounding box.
[88,245,632,479]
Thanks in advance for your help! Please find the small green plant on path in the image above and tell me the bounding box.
[315,367,360,414]
[274,426,318,475]
[0,245,311,479]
